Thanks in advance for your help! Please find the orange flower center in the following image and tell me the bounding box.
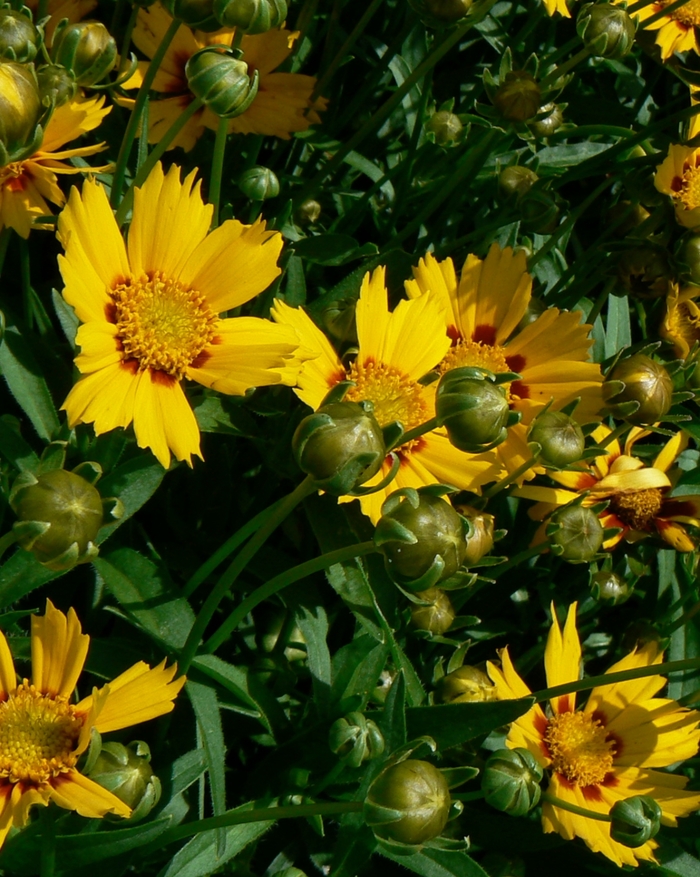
[661,0,700,26]
[111,271,218,378]
[609,487,664,530]
[679,161,700,212]
[545,710,615,786]
[0,682,82,785]
[439,339,522,400]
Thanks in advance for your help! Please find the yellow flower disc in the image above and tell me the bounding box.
[662,0,700,26]
[545,710,616,786]
[609,488,664,530]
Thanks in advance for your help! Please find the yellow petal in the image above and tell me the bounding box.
[73,321,121,374]
[585,642,664,726]
[544,603,580,713]
[132,371,202,468]
[404,252,458,327]
[653,429,687,473]
[49,769,131,818]
[31,601,89,698]
[62,361,140,434]
[228,72,323,138]
[610,697,700,768]
[0,631,16,697]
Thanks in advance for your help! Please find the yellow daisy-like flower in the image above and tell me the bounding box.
[662,283,700,357]
[515,424,700,551]
[0,96,110,239]
[58,162,306,469]
[120,3,327,152]
[488,603,700,867]
[655,144,700,229]
[619,0,700,60]
[542,0,570,17]
[24,0,96,42]
[272,268,503,522]
[0,600,184,846]
[405,243,604,482]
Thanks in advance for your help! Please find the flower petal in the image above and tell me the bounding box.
[0,631,16,698]
[31,601,89,698]
[545,603,580,713]
[132,371,202,469]
[585,642,665,727]
[50,769,131,818]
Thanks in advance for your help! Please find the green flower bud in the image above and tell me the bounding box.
[0,10,38,63]
[617,247,672,299]
[481,748,543,817]
[185,47,259,118]
[364,759,451,845]
[426,110,463,146]
[460,506,495,566]
[213,0,287,33]
[681,236,700,286]
[328,711,385,768]
[437,665,496,704]
[161,0,219,28]
[238,165,279,200]
[410,588,455,635]
[408,0,473,26]
[498,165,538,201]
[436,367,513,453]
[51,21,117,87]
[528,103,564,138]
[374,489,467,591]
[519,188,559,234]
[548,504,604,563]
[492,71,541,123]
[295,198,321,226]
[606,201,651,239]
[0,60,44,163]
[88,741,161,822]
[605,354,673,425]
[609,795,661,847]
[292,401,386,495]
[37,64,78,108]
[319,299,357,346]
[591,570,632,605]
[528,410,585,467]
[577,2,636,60]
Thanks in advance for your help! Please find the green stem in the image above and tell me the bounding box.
[584,277,615,327]
[482,455,538,500]
[540,791,611,822]
[666,600,700,635]
[204,541,377,654]
[0,531,19,563]
[540,47,592,91]
[641,0,688,26]
[597,422,631,450]
[210,116,230,228]
[110,17,180,209]
[19,238,32,329]
[39,806,56,877]
[0,227,11,279]
[490,542,550,578]
[118,5,139,74]
[178,476,317,674]
[391,417,439,450]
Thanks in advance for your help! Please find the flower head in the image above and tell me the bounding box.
[58,162,306,468]
[0,600,184,847]
[655,144,700,229]
[618,0,700,60]
[662,283,700,357]
[24,0,96,43]
[487,603,700,867]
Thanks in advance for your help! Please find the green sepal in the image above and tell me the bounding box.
[101,496,125,521]
[319,380,354,406]
[80,726,103,775]
[441,766,479,788]
[382,420,404,450]
[374,517,418,548]
[72,460,103,484]
[12,519,50,549]
[8,470,38,509]
[37,441,67,474]
[348,453,400,497]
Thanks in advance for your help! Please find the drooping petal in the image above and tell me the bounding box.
[404,252,458,328]
[655,518,696,552]
[49,769,131,818]
[653,430,687,473]
[0,632,15,698]
[131,370,202,468]
[62,361,141,434]
[40,95,111,153]
[31,601,89,698]
[228,73,323,138]
[544,603,580,714]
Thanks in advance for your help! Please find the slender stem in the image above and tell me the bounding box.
[204,541,377,653]
[110,17,180,208]
[482,455,538,500]
[178,476,317,674]
[490,543,550,578]
[0,531,19,563]
[540,791,610,822]
[642,0,688,26]
[391,417,439,450]
[666,600,700,635]
[210,116,230,228]
[540,47,592,91]
[118,5,139,74]
[19,237,32,328]
[0,227,11,279]
[597,422,631,450]
[39,806,56,877]
[584,277,615,327]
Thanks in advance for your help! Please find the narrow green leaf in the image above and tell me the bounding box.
[0,548,63,610]
[293,602,332,714]
[0,326,59,441]
[405,699,534,750]
[604,294,631,359]
[96,455,165,543]
[186,679,227,848]
[380,668,406,754]
[331,636,388,706]
[0,416,39,472]
[380,847,489,877]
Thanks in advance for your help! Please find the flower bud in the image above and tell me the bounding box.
[548,504,604,563]
[238,165,279,200]
[88,741,161,822]
[528,103,563,138]
[577,2,636,59]
[0,10,38,63]
[37,64,78,108]
[51,21,117,87]
[528,410,585,467]
[0,60,43,163]
[185,47,258,118]
[426,110,463,146]
[606,202,651,238]
[591,570,632,605]
[329,711,385,768]
[492,71,541,123]
[295,198,321,226]
[408,0,473,25]
[437,665,496,704]
[374,489,466,591]
[609,796,661,848]
[161,0,218,28]
[292,401,386,495]
[605,354,673,425]
[519,188,559,234]
[617,247,672,299]
[364,759,451,845]
[410,588,455,635]
[460,507,495,565]
[481,748,543,817]
[213,0,287,33]
[680,236,700,286]
[498,165,538,201]
[319,299,357,346]
[436,368,512,452]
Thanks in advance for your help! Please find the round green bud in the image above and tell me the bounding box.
[591,570,631,605]
[0,10,38,63]
[37,64,78,108]
[213,0,287,32]
[518,188,559,234]
[364,759,451,845]
[606,201,651,239]
[528,102,563,138]
[616,247,672,299]
[292,401,386,495]
[88,741,161,822]
[410,588,455,635]
[481,748,543,817]
[548,504,604,563]
[605,354,673,425]
[328,711,385,768]
[681,236,700,286]
[185,47,258,118]
[0,60,43,163]
[295,198,322,226]
[51,21,117,87]
[492,71,541,123]
[528,410,585,468]
[238,165,279,200]
[577,2,636,60]
[161,0,219,28]
[436,368,511,452]
[459,506,496,565]
[374,490,466,591]
[609,795,661,848]
[426,110,463,146]
[437,665,496,704]
[498,165,538,201]
[408,0,473,25]
[320,299,357,346]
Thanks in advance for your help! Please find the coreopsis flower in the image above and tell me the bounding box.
[0,600,184,846]
[662,284,700,357]
[655,144,700,229]
[515,425,700,551]
[58,162,306,469]
[404,244,604,483]
[618,0,700,60]
[120,3,326,151]
[487,603,700,867]
[1,95,110,238]
[272,269,503,522]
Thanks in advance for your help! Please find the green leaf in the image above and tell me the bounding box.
[52,289,79,348]
[535,143,612,169]
[0,548,64,610]
[293,601,332,715]
[380,668,407,754]
[656,842,700,877]
[192,395,259,437]
[96,455,165,543]
[405,699,534,750]
[292,234,379,266]
[331,636,389,707]
[186,680,227,851]
[380,847,488,877]
[0,326,60,441]
[604,294,631,359]
[0,416,39,472]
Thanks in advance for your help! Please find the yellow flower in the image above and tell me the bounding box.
[515,425,700,551]
[120,3,327,151]
[488,603,700,867]
[0,96,110,239]
[24,0,96,42]
[0,600,184,845]
[58,162,306,469]
[662,283,700,357]
[272,268,503,522]
[405,243,604,483]
[655,144,700,229]
[542,0,570,17]
[617,0,700,60]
